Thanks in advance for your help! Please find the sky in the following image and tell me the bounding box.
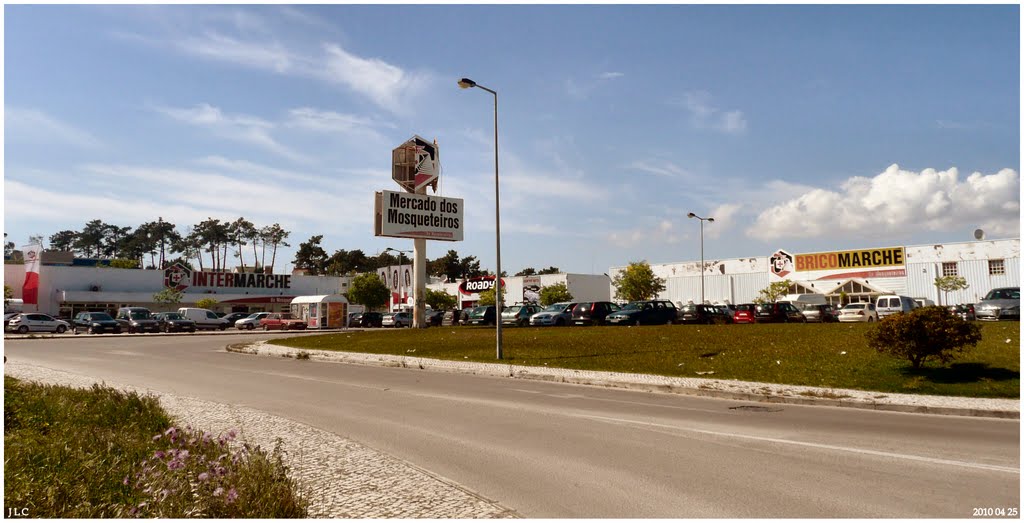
[4,4,1020,276]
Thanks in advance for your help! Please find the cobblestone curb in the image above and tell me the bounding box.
[3,361,518,519]
[232,341,1020,420]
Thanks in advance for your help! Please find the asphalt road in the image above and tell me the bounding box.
[4,333,1019,518]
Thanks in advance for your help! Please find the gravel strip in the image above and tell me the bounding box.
[3,361,518,519]
[235,341,1020,419]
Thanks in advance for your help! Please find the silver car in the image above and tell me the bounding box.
[975,287,1020,321]
[529,302,577,327]
[235,312,272,330]
[6,313,71,334]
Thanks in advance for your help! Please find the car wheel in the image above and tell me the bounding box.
[868,316,875,322]
[263,325,269,331]
[88,326,96,334]
[56,325,66,334]
[17,325,29,334]
[247,324,255,330]
[634,319,642,327]
[219,325,226,331]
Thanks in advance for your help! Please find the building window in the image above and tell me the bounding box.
[989,259,1006,276]
[941,262,958,277]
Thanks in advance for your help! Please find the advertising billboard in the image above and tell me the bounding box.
[375,190,464,241]
[770,246,907,281]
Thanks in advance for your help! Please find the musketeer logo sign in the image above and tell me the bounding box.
[164,263,192,291]
[769,250,794,278]
[375,190,464,241]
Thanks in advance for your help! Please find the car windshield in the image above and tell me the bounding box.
[504,306,522,314]
[621,302,642,311]
[984,288,1020,300]
[844,304,866,310]
[681,305,697,312]
[163,313,184,320]
[90,313,114,321]
[130,311,151,319]
[542,303,566,312]
[755,304,774,312]
[735,304,754,311]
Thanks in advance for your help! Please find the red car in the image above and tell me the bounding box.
[259,313,307,331]
[733,303,756,324]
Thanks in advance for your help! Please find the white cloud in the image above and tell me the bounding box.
[5,108,102,149]
[704,203,742,240]
[599,72,624,79]
[318,43,430,114]
[155,103,308,162]
[284,107,393,140]
[606,214,686,249]
[747,165,1021,241]
[676,91,748,134]
[176,32,296,73]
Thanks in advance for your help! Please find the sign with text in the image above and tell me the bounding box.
[375,190,464,241]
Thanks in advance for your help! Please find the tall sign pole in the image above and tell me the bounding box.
[389,135,440,328]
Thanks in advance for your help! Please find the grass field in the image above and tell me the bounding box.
[271,322,1020,398]
[3,377,308,518]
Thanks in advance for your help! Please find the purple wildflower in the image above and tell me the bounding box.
[152,434,161,442]
[122,475,129,486]
[164,427,177,437]
[167,459,184,471]
[198,472,209,482]
[227,429,237,439]
[160,489,170,501]
[153,450,165,459]
[178,450,189,460]
[213,487,224,497]
[216,453,227,462]
[226,488,238,503]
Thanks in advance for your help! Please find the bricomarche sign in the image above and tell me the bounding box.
[375,190,464,241]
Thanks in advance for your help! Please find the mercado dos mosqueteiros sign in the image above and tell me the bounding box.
[375,190,464,241]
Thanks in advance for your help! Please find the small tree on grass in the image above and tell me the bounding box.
[539,283,573,306]
[865,306,981,369]
[477,287,496,306]
[425,288,457,311]
[347,273,390,311]
[754,280,792,304]
[152,289,183,310]
[934,275,969,306]
[612,261,666,301]
[195,297,219,310]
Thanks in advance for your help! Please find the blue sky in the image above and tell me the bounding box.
[4,4,1020,275]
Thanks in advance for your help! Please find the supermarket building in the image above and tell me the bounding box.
[614,238,1020,307]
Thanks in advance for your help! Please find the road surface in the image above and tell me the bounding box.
[4,333,1019,518]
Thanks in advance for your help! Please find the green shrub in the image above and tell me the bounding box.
[865,306,982,368]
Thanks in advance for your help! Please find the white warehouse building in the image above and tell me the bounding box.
[610,238,1020,307]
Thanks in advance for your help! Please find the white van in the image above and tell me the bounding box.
[875,295,918,319]
[913,298,936,308]
[177,307,229,330]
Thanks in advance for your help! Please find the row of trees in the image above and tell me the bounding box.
[289,235,561,282]
[11,218,292,272]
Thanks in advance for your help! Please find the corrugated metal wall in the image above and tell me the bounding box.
[663,272,769,304]
[907,258,1020,305]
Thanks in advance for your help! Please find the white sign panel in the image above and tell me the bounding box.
[375,190,464,241]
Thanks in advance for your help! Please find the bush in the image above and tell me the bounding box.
[865,306,982,368]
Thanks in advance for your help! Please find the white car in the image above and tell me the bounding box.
[838,303,879,323]
[381,312,412,328]
[235,312,272,330]
[6,313,71,334]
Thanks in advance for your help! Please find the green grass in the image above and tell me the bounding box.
[3,377,308,518]
[271,322,1020,398]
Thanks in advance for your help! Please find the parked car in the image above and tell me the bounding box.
[153,312,197,333]
[501,303,543,326]
[732,303,756,324]
[975,287,1020,321]
[73,311,123,334]
[947,304,976,321]
[875,295,918,319]
[221,312,251,326]
[6,313,71,334]
[426,309,445,327]
[571,301,620,326]
[607,300,679,326]
[678,304,732,325]
[801,304,839,323]
[466,306,497,326]
[382,312,412,328]
[837,302,878,323]
[115,307,161,334]
[442,309,462,326]
[259,312,307,331]
[351,312,384,328]
[914,298,936,308]
[235,312,272,330]
[713,304,736,322]
[754,302,806,323]
[529,302,577,327]
[459,307,475,325]
[178,308,229,331]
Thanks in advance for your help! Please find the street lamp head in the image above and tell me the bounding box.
[708,217,715,223]
[458,78,477,89]
[687,212,696,219]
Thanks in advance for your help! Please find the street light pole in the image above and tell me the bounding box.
[458,77,503,360]
[687,212,714,305]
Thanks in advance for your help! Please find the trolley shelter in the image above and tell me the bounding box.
[290,295,348,329]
